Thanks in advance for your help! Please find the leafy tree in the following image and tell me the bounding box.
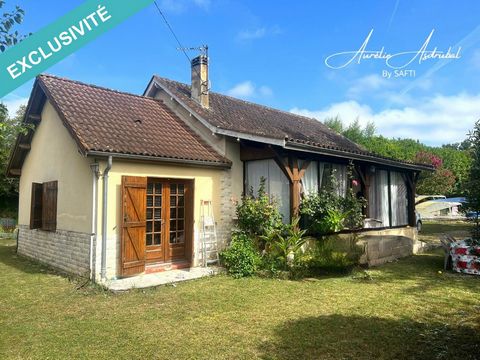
[324,116,343,134]
[0,104,28,216]
[0,1,27,53]
[324,116,472,196]
[465,120,480,241]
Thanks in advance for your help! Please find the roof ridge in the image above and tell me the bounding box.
[153,75,365,149]
[39,73,157,102]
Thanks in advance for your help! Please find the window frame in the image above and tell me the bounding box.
[29,180,58,232]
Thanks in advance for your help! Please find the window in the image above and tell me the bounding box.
[30,181,58,231]
[368,169,410,228]
[300,160,347,197]
[245,159,290,221]
[390,172,409,226]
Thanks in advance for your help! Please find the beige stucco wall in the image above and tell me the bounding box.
[18,101,93,233]
[95,157,242,280]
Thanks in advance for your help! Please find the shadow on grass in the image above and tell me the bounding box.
[261,314,480,360]
[0,238,66,276]
[369,251,480,302]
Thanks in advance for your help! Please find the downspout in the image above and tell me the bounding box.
[101,156,112,281]
[89,162,99,282]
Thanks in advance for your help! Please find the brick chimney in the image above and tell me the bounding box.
[191,55,209,108]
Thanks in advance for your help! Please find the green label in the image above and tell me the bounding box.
[0,0,154,98]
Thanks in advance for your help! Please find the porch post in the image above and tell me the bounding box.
[405,172,418,227]
[289,157,310,219]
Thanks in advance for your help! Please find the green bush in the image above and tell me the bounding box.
[261,217,306,270]
[220,232,261,278]
[236,177,283,243]
[296,235,363,273]
[300,164,366,235]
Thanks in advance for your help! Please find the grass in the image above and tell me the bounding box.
[419,220,473,244]
[1,225,480,360]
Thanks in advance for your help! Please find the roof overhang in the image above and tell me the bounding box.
[86,151,231,169]
[150,77,433,173]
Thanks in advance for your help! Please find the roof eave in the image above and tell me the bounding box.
[152,80,286,147]
[284,141,434,172]
[86,151,232,169]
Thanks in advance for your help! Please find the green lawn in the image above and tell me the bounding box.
[1,228,479,360]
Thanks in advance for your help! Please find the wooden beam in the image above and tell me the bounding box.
[27,114,41,125]
[18,143,31,150]
[271,148,294,182]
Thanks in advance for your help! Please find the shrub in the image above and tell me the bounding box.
[295,235,363,274]
[236,177,283,245]
[262,217,306,270]
[220,232,261,278]
[300,164,366,235]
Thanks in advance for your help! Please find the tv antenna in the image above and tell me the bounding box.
[177,44,209,60]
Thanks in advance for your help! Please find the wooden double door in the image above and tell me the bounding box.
[121,176,193,276]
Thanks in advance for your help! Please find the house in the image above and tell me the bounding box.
[7,55,432,283]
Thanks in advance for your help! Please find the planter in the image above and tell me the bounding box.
[450,239,480,275]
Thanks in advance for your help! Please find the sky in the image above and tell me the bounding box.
[2,0,480,146]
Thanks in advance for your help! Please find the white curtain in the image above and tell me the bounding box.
[332,164,347,197]
[369,169,390,227]
[245,159,291,222]
[390,172,409,226]
[300,160,318,196]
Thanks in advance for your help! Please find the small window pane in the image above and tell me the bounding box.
[178,196,184,207]
[170,184,177,194]
[154,185,162,195]
[177,231,184,243]
[178,184,184,194]
[147,196,153,207]
[147,183,153,194]
[146,208,153,220]
[154,196,162,207]
[154,233,161,245]
[171,220,177,231]
[170,196,176,207]
[146,233,152,246]
[154,221,161,233]
[170,232,176,244]
[154,209,161,220]
[146,221,152,233]
[170,208,176,219]
[178,208,184,219]
[177,220,184,231]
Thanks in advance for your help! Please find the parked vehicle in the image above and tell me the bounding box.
[415,210,422,232]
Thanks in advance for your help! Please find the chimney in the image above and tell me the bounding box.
[191,55,209,108]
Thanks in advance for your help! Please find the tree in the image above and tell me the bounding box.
[0,104,28,216]
[324,116,472,196]
[0,0,27,53]
[465,120,480,241]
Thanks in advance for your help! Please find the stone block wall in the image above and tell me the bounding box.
[17,225,91,275]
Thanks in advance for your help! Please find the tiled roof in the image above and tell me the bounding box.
[153,76,366,150]
[38,75,230,165]
[153,76,433,170]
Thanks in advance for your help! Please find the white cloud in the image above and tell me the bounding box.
[237,25,282,41]
[290,92,480,146]
[347,74,392,98]
[192,0,211,9]
[226,81,273,99]
[1,96,28,117]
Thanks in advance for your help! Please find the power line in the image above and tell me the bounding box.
[153,0,192,64]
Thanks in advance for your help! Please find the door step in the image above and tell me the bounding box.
[145,261,190,274]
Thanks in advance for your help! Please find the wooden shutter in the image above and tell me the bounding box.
[42,181,58,231]
[30,183,43,229]
[121,176,147,276]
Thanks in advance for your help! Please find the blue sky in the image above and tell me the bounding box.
[2,0,480,146]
